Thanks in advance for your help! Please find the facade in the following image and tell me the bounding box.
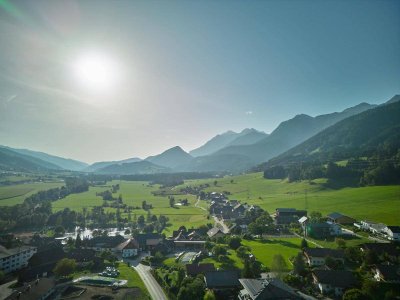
[312,270,357,297]
[303,248,344,267]
[305,222,341,239]
[0,245,37,274]
[115,239,139,257]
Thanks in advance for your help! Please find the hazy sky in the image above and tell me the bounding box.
[0,0,399,163]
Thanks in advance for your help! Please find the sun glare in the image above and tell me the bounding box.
[73,52,119,94]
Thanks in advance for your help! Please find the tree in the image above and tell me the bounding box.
[142,200,147,210]
[343,289,365,300]
[53,258,76,277]
[242,259,253,278]
[271,254,287,276]
[309,211,322,223]
[228,237,242,250]
[301,238,308,249]
[138,215,145,226]
[75,233,82,249]
[335,237,346,248]
[236,246,249,260]
[293,252,306,276]
[213,180,218,186]
[364,249,378,265]
[203,290,216,300]
[169,196,175,207]
[212,245,227,256]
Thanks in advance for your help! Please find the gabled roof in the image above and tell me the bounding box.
[375,264,400,282]
[116,238,139,251]
[204,270,240,288]
[186,263,215,277]
[327,212,345,220]
[298,216,308,223]
[312,270,357,288]
[304,247,344,259]
[135,233,162,245]
[207,227,224,238]
[276,208,297,212]
[85,235,125,248]
[239,278,301,299]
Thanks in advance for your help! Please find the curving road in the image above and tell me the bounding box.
[134,263,168,300]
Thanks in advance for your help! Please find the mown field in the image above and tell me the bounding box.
[177,173,400,225]
[0,181,64,206]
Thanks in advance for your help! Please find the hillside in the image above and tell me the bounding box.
[0,147,62,172]
[212,102,375,164]
[96,160,170,175]
[267,100,400,167]
[3,146,88,171]
[189,128,267,157]
[145,146,193,169]
[84,157,142,172]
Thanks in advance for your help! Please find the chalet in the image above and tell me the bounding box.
[326,212,355,225]
[382,226,400,241]
[135,233,162,251]
[115,238,139,257]
[207,227,225,239]
[373,264,400,283]
[275,208,307,225]
[312,270,357,296]
[185,263,215,277]
[303,248,344,266]
[204,270,240,290]
[83,235,125,252]
[0,245,37,274]
[238,278,301,300]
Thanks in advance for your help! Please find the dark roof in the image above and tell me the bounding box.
[85,235,125,248]
[304,247,344,259]
[115,239,139,251]
[204,270,240,288]
[135,233,162,245]
[375,264,400,282]
[67,249,96,261]
[29,247,65,267]
[387,226,400,233]
[361,243,399,257]
[276,208,297,212]
[313,270,357,288]
[327,212,345,220]
[239,278,301,299]
[186,263,215,277]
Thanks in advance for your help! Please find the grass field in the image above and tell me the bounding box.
[177,173,400,225]
[118,263,150,299]
[0,181,64,206]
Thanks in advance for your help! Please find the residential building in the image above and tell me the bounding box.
[83,235,126,252]
[0,245,37,274]
[303,248,344,266]
[360,243,399,259]
[115,238,139,257]
[275,208,307,225]
[326,212,355,225]
[135,233,162,251]
[185,263,215,277]
[238,278,302,299]
[204,270,241,290]
[305,222,341,239]
[373,264,400,283]
[312,270,357,296]
[174,240,206,250]
[207,227,225,239]
[382,226,400,241]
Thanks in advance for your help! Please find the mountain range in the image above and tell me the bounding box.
[1,95,398,174]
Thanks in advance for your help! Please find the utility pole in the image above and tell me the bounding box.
[304,189,308,210]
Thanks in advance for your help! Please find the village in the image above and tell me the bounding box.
[0,191,399,300]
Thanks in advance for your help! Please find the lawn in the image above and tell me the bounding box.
[242,238,306,270]
[0,181,64,206]
[201,249,244,270]
[118,263,150,299]
[178,173,400,225]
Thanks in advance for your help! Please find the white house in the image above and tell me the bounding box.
[0,245,37,274]
[115,238,139,258]
[312,270,357,297]
[382,226,400,241]
[303,248,345,267]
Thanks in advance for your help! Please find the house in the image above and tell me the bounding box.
[174,240,206,250]
[303,248,344,266]
[84,235,126,252]
[360,220,377,231]
[204,270,240,290]
[232,204,246,219]
[207,227,225,239]
[369,223,387,235]
[382,226,400,241]
[135,233,162,251]
[275,208,307,225]
[185,263,215,277]
[115,238,139,257]
[305,222,342,239]
[0,245,37,274]
[326,212,355,225]
[360,243,399,258]
[5,277,57,300]
[373,264,400,283]
[312,270,357,296]
[238,278,302,299]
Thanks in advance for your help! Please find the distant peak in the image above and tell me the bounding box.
[293,113,312,120]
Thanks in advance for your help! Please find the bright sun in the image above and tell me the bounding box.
[73,52,119,93]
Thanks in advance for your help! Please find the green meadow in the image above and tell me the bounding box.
[0,181,64,206]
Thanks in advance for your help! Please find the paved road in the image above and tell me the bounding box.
[134,263,168,300]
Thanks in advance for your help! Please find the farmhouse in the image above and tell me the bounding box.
[305,222,342,239]
[275,208,307,225]
[360,243,399,259]
[326,212,355,225]
[373,264,400,283]
[135,233,162,251]
[115,238,139,257]
[303,248,344,266]
[238,278,301,299]
[83,235,126,252]
[312,270,357,296]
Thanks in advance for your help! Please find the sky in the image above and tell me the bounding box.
[0,0,399,163]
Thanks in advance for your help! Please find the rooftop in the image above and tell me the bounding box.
[313,270,357,288]
[204,270,240,288]
[304,247,344,259]
[239,278,301,299]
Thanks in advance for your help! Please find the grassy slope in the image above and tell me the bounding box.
[177,173,400,225]
[0,182,64,206]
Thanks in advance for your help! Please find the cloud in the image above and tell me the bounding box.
[245,111,253,115]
